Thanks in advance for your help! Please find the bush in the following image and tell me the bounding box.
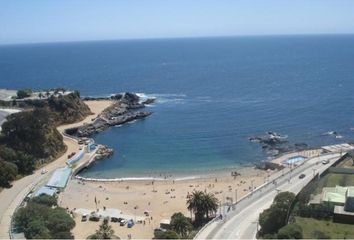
[312,230,331,239]
[30,195,57,207]
[17,89,32,99]
[259,192,296,236]
[154,230,180,239]
[277,223,303,239]
[0,160,18,187]
[14,196,75,239]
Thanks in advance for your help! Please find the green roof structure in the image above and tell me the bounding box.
[322,186,354,205]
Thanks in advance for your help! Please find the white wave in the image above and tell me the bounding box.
[136,92,186,105]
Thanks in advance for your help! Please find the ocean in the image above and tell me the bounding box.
[1,35,354,178]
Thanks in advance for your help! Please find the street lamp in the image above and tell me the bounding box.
[235,189,238,205]
[251,180,255,194]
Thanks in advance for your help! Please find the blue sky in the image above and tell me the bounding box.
[1,0,354,44]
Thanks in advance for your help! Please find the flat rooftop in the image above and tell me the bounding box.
[322,143,354,153]
[46,167,72,189]
[334,205,354,216]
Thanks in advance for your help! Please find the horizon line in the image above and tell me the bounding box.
[1,32,354,47]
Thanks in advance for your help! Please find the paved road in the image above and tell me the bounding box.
[195,152,343,239]
[0,136,80,239]
[0,101,108,239]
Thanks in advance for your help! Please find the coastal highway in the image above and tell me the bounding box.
[195,152,343,239]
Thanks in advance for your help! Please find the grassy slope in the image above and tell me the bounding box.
[295,217,354,239]
[313,173,354,195]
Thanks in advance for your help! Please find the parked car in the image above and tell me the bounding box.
[127,219,135,228]
[299,174,306,179]
[119,219,127,226]
[89,214,100,222]
[111,217,120,222]
[81,214,88,222]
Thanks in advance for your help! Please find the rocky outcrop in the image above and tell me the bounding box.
[95,145,114,160]
[249,131,309,157]
[71,92,153,137]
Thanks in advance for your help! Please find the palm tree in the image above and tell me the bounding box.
[170,212,192,238]
[94,218,114,239]
[202,192,218,219]
[187,191,219,224]
[187,190,204,222]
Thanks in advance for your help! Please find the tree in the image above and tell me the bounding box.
[0,160,18,187]
[202,192,218,219]
[14,197,75,239]
[26,219,51,239]
[170,212,192,238]
[277,223,303,239]
[17,89,32,99]
[154,230,180,239]
[259,192,296,236]
[92,219,115,239]
[30,195,57,207]
[46,208,75,237]
[187,191,218,225]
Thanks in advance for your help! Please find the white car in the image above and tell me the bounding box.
[322,160,329,165]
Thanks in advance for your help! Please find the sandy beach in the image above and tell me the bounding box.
[59,167,272,239]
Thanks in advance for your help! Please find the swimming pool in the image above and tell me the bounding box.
[283,155,306,165]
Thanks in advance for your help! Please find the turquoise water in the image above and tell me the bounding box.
[1,35,354,178]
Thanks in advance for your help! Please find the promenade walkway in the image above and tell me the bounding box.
[195,149,348,239]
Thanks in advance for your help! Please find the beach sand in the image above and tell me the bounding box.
[59,168,273,239]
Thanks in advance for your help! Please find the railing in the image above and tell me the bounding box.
[194,152,342,239]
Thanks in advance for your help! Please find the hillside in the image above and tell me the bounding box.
[0,90,92,187]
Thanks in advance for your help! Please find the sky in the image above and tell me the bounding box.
[1,0,354,44]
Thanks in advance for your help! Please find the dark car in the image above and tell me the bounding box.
[299,174,306,179]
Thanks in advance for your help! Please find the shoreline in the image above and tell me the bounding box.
[75,164,263,182]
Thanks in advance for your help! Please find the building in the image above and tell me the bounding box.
[46,167,72,190]
[321,185,354,224]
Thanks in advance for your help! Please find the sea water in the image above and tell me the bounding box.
[1,35,354,178]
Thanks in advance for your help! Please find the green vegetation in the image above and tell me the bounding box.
[258,192,296,238]
[0,109,66,188]
[0,160,18,187]
[16,88,32,99]
[47,91,91,124]
[276,223,303,239]
[295,217,354,239]
[154,193,217,239]
[14,195,75,239]
[187,190,218,226]
[87,218,119,239]
[170,212,193,238]
[154,230,180,239]
[0,91,91,188]
[313,173,354,195]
